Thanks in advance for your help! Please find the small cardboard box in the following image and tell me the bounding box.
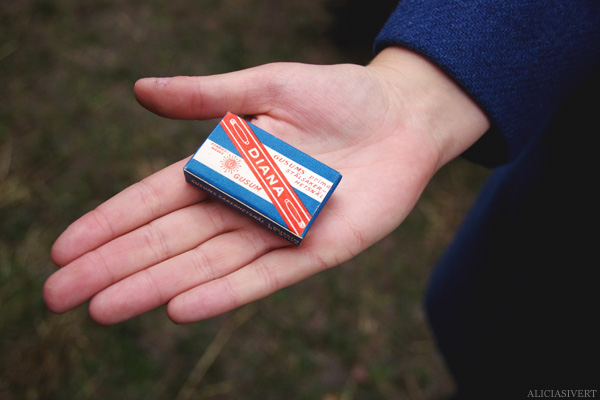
[183,112,342,246]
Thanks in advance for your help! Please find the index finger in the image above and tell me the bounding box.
[51,157,205,266]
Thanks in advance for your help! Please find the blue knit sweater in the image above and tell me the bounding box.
[374,2,600,397]
[375,1,600,166]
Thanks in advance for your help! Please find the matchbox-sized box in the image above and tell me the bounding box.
[183,112,342,246]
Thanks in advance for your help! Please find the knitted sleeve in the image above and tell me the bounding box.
[374,1,600,166]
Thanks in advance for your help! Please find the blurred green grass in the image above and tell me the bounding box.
[1,1,489,399]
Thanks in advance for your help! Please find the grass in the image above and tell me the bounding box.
[1,1,489,399]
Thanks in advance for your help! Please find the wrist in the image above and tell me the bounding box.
[366,46,490,170]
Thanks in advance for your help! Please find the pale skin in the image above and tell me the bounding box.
[43,47,490,325]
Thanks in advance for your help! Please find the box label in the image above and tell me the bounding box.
[184,112,342,245]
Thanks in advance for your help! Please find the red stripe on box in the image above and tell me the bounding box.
[220,113,311,236]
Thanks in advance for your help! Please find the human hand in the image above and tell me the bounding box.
[44,47,489,324]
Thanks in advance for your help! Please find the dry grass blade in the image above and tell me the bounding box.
[175,304,258,400]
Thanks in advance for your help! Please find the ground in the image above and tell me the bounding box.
[0,1,488,399]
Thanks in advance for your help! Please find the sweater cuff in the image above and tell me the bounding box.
[374,1,600,166]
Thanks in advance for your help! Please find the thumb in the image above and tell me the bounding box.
[133,63,286,120]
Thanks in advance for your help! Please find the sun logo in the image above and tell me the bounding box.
[220,155,241,174]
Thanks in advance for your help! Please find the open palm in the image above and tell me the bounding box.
[44,48,489,324]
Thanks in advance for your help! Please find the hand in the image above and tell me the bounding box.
[43,47,489,324]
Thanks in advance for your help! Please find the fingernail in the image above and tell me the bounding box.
[155,77,171,87]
